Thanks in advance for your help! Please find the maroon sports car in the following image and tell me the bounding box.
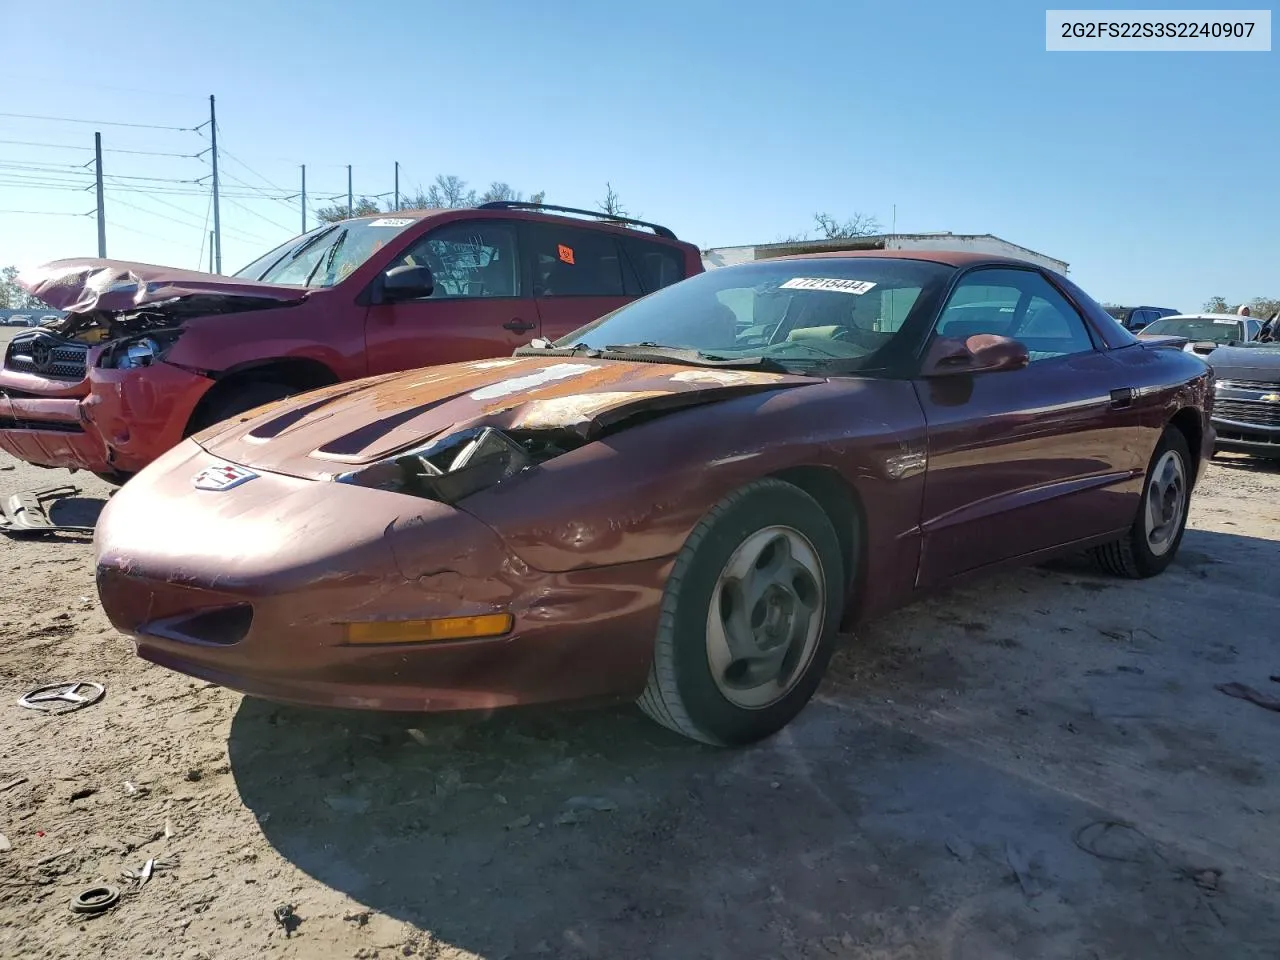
[94,251,1214,746]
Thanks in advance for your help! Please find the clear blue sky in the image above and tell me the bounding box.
[1,0,1275,310]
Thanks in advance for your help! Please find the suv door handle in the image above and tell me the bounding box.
[1110,387,1135,409]
[504,318,536,333]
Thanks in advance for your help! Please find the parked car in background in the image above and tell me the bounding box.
[1106,305,1180,331]
[0,202,702,483]
[7,315,32,327]
[1203,341,1280,459]
[96,250,1214,746]
[1137,313,1262,353]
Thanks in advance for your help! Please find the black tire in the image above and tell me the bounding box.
[1089,426,1192,579]
[92,470,134,486]
[637,478,847,746]
[187,381,298,435]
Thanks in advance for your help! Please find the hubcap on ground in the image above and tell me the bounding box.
[1144,449,1187,557]
[705,525,826,709]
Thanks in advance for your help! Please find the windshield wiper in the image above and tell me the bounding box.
[601,343,791,372]
[287,224,339,262]
[305,228,347,286]
[513,341,601,357]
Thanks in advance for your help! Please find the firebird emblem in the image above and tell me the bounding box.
[192,463,258,491]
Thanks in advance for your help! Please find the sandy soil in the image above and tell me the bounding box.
[0,438,1278,960]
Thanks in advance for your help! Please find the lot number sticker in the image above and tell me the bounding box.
[780,277,877,295]
[369,218,415,227]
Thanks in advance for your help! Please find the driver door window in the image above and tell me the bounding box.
[393,222,520,299]
[934,269,1096,363]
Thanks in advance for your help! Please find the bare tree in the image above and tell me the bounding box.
[813,212,882,239]
[598,182,627,217]
[780,211,883,244]
[1248,296,1280,318]
[314,197,382,224]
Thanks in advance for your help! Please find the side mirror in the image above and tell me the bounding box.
[921,334,1030,377]
[380,264,435,302]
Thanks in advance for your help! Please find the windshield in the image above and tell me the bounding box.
[231,216,419,288]
[555,258,955,373]
[1143,317,1246,342]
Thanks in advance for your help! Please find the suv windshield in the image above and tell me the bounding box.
[232,216,419,288]
[1143,317,1247,343]
[556,258,954,373]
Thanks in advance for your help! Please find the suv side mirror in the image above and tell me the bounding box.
[921,334,1030,377]
[380,264,435,302]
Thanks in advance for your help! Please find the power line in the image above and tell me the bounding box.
[0,111,196,131]
[0,139,197,158]
[107,193,269,245]
[0,161,204,185]
[0,209,92,217]
[0,174,295,201]
[221,195,295,234]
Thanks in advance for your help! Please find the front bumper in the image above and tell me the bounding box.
[1210,385,1280,458]
[95,442,669,712]
[0,362,211,474]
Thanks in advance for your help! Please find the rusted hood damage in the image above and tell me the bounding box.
[19,259,306,341]
[193,356,818,491]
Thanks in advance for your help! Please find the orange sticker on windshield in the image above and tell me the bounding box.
[557,244,575,265]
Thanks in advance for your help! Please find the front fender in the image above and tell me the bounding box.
[458,378,929,575]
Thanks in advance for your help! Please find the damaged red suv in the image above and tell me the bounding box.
[0,202,702,482]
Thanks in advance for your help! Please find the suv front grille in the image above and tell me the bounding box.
[1213,399,1280,428]
[4,335,88,381]
[1218,379,1279,391]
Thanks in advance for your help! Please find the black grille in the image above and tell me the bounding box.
[0,415,84,433]
[4,336,88,381]
[1213,399,1280,428]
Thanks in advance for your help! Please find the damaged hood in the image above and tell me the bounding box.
[20,258,308,314]
[193,356,817,481]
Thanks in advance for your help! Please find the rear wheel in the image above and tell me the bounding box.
[638,478,846,746]
[187,380,298,435]
[1089,426,1191,578]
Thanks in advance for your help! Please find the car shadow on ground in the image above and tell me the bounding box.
[227,522,1280,960]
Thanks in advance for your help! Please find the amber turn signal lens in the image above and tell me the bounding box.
[344,613,514,645]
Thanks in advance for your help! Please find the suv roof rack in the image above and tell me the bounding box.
[475,201,678,240]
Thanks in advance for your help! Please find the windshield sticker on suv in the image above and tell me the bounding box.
[1213,319,1237,325]
[368,218,415,227]
[557,244,575,265]
[780,277,877,295]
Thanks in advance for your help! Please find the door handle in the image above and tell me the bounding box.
[503,318,536,333]
[1110,387,1135,409]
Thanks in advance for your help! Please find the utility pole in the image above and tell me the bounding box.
[347,165,353,218]
[208,232,214,273]
[209,94,222,274]
[300,164,307,233]
[93,132,106,257]
[394,161,399,211]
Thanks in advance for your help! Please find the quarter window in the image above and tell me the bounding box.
[393,222,520,299]
[620,236,686,295]
[934,269,1096,362]
[526,224,625,297]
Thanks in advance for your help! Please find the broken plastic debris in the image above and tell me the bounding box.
[565,796,617,812]
[406,728,429,746]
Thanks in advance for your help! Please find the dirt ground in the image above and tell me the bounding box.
[1,427,1279,958]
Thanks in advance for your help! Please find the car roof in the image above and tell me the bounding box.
[1157,313,1245,321]
[770,249,1054,270]
[332,205,688,244]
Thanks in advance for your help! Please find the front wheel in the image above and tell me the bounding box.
[1089,426,1191,578]
[637,478,847,746]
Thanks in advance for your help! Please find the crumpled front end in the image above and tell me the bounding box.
[94,439,670,711]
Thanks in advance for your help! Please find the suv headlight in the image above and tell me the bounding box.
[104,331,180,370]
